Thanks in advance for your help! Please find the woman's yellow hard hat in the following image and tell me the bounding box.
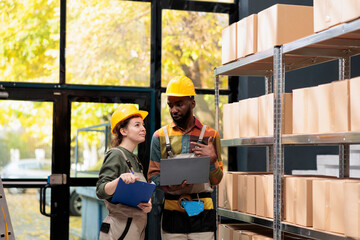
[110,104,148,134]
[165,76,196,97]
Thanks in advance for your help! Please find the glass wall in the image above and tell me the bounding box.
[0,1,60,83]
[66,0,151,86]
[162,10,228,89]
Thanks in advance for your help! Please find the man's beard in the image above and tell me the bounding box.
[171,108,192,127]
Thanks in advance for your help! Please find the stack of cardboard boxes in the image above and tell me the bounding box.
[222,1,360,64]
[223,76,360,139]
[219,173,360,238]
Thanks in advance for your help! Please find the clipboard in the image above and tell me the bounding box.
[160,156,210,186]
[110,179,156,207]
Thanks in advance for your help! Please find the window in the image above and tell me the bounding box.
[0,1,60,83]
[66,0,151,86]
[162,10,228,89]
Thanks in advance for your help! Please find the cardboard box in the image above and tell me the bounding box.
[234,230,259,240]
[223,103,233,139]
[265,175,274,218]
[238,175,256,214]
[316,83,332,133]
[255,174,273,218]
[255,175,266,217]
[314,0,342,32]
[292,88,307,134]
[344,181,360,239]
[306,86,319,134]
[252,235,273,240]
[239,99,248,138]
[248,97,259,137]
[232,102,241,139]
[258,95,268,137]
[258,93,292,136]
[350,76,360,131]
[312,179,345,234]
[221,224,265,240]
[331,80,350,132]
[314,0,360,32]
[222,23,237,64]
[257,4,314,52]
[342,0,360,23]
[218,171,238,210]
[237,14,258,58]
[284,177,313,226]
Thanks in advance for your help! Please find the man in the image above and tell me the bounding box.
[147,76,223,240]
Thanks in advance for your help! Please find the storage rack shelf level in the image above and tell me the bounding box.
[214,17,360,240]
[218,208,348,240]
[221,132,360,147]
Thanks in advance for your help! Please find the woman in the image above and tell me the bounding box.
[96,104,152,240]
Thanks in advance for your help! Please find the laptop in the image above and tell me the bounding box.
[160,156,210,186]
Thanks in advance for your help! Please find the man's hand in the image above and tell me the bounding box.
[167,180,193,192]
[191,137,217,164]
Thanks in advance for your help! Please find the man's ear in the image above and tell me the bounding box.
[191,97,196,109]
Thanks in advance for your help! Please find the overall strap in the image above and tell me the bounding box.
[198,125,207,144]
[162,126,174,157]
[110,148,143,173]
[163,124,207,157]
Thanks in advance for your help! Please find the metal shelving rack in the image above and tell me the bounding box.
[215,17,360,240]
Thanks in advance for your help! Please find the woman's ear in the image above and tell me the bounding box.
[120,127,127,137]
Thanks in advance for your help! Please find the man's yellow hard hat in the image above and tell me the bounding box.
[110,104,148,134]
[165,76,196,97]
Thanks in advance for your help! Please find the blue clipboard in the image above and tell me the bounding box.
[110,179,156,208]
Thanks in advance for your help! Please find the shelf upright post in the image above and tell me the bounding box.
[273,46,284,240]
[338,56,351,178]
[214,72,220,240]
[265,74,274,173]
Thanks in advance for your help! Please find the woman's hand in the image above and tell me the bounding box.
[120,173,139,184]
[138,199,152,213]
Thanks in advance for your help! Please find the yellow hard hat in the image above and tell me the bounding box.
[165,76,196,97]
[110,104,148,134]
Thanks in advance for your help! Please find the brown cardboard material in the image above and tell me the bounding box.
[306,86,319,134]
[316,83,332,133]
[284,177,313,226]
[258,95,267,137]
[312,179,330,231]
[232,102,241,139]
[312,179,345,234]
[342,0,360,23]
[222,224,266,240]
[292,88,307,134]
[258,93,292,136]
[237,230,260,240]
[314,0,360,32]
[222,23,237,64]
[239,99,248,138]
[350,76,360,131]
[237,14,258,58]
[255,175,266,217]
[344,181,360,239]
[331,80,350,132]
[248,97,259,137]
[238,175,256,214]
[252,235,273,240]
[265,175,274,218]
[314,0,342,32]
[223,104,233,139]
[223,171,239,210]
[329,180,345,234]
[257,4,314,52]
